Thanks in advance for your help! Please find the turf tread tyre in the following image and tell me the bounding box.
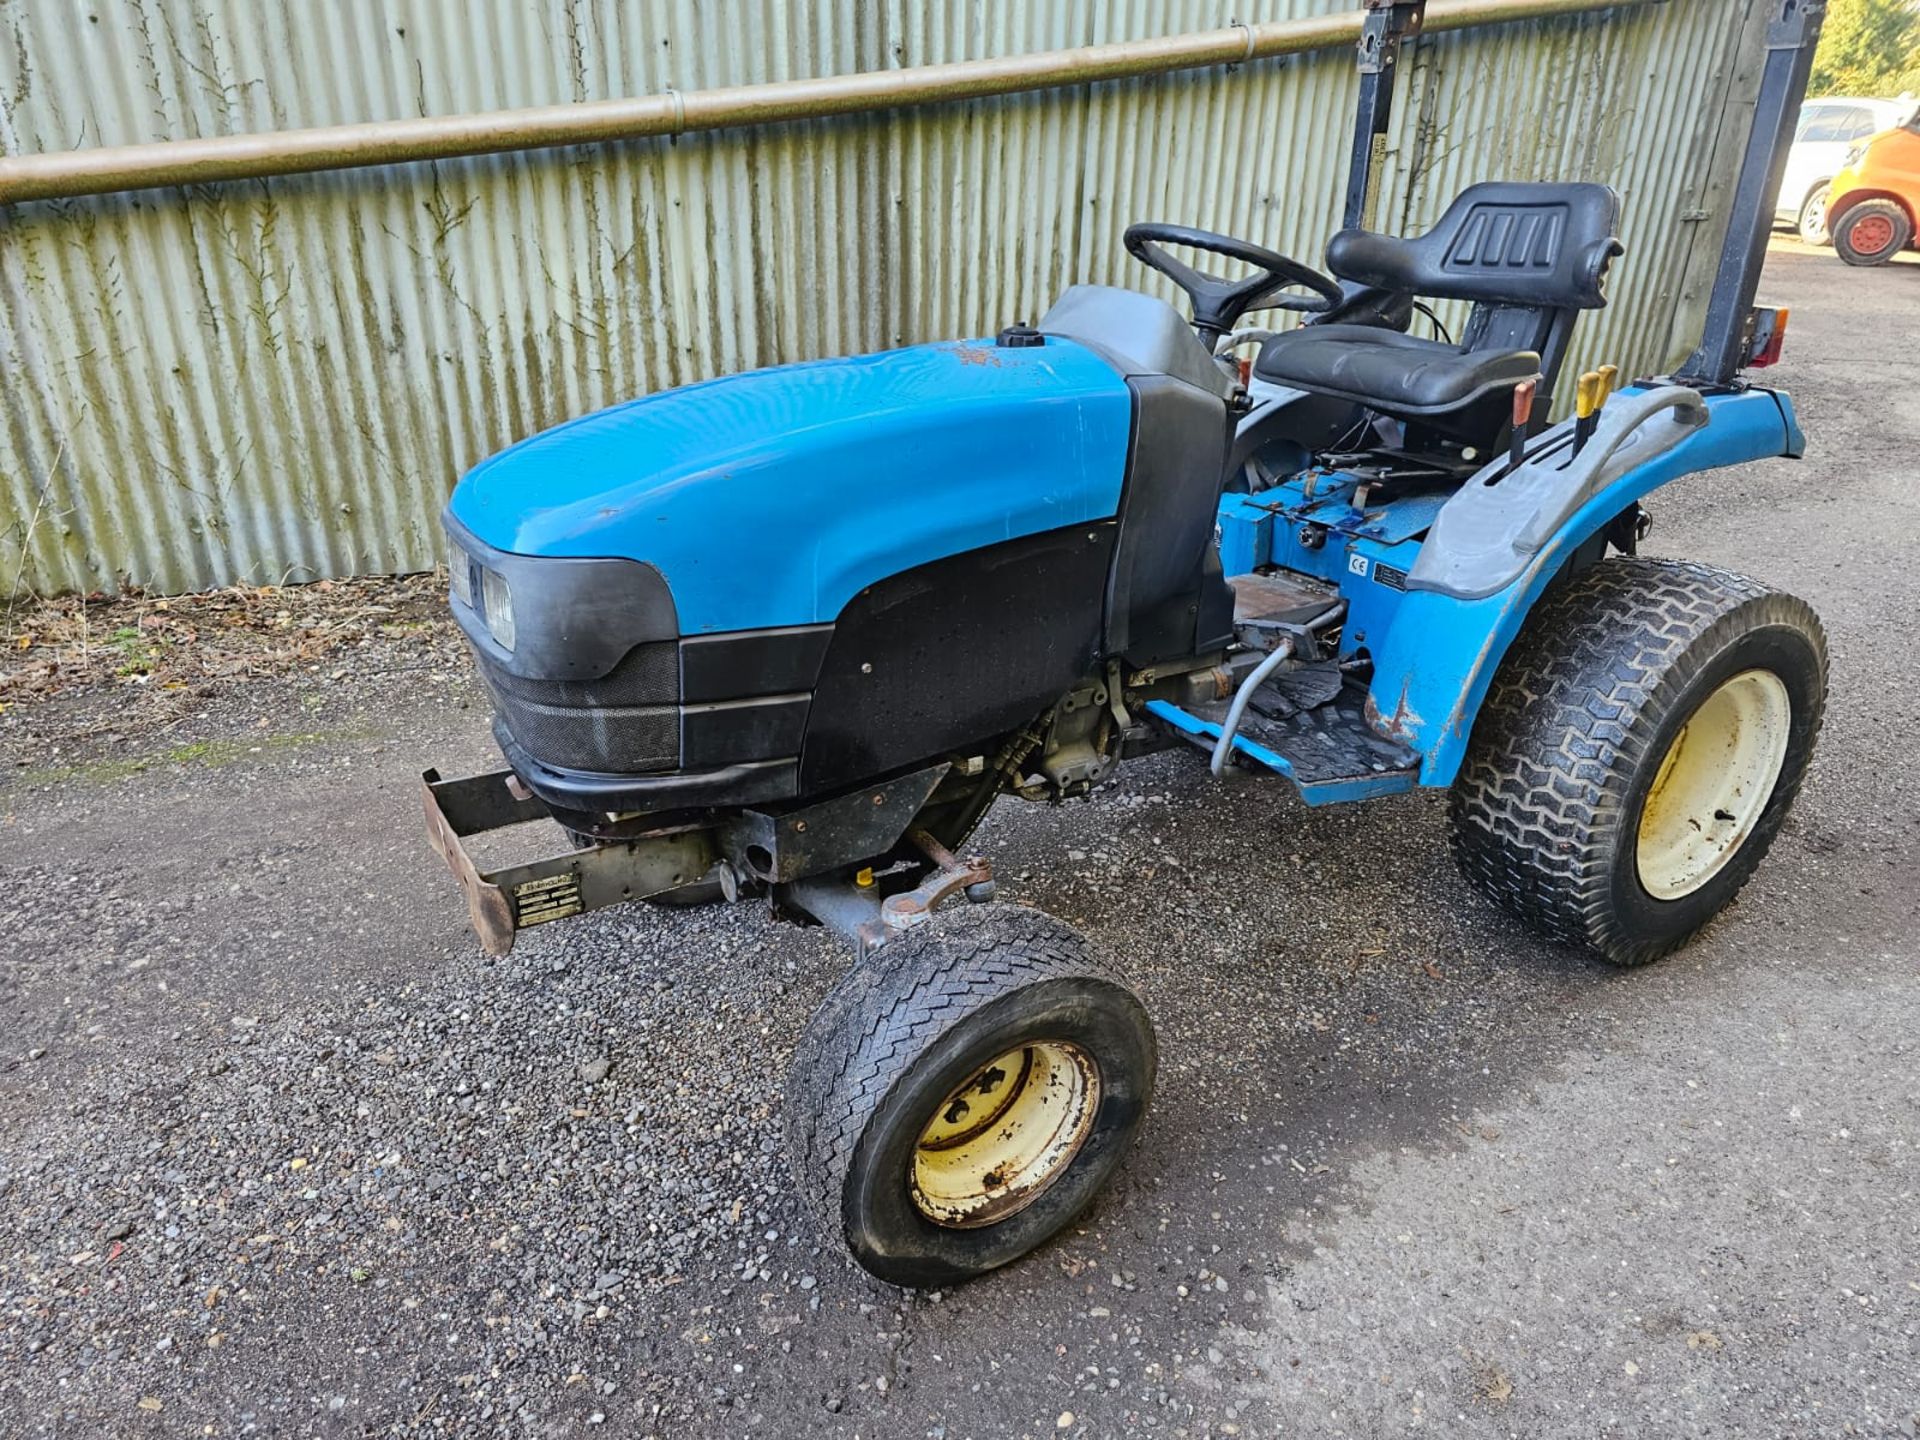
[1449,557,1826,967]
[786,903,1153,1285]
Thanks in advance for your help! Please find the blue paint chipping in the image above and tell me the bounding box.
[448,338,1134,633]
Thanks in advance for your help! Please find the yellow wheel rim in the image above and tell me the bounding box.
[910,1041,1100,1229]
[1636,669,1791,901]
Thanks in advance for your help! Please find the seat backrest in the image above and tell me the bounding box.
[1325,182,1623,310]
[1326,183,1624,418]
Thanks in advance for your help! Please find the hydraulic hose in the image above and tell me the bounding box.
[1208,603,1347,776]
[1209,641,1295,776]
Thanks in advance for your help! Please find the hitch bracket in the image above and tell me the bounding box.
[422,768,719,956]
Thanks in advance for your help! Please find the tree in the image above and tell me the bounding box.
[1810,0,1920,97]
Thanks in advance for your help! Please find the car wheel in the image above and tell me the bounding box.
[1832,199,1913,267]
[1796,184,1832,246]
[1449,558,1827,968]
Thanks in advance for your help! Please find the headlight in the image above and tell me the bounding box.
[481,567,516,651]
[448,549,473,608]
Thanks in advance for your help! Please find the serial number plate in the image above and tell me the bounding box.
[513,872,583,927]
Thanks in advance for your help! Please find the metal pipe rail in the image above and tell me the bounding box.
[0,0,1660,205]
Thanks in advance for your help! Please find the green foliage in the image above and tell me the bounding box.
[107,624,158,676]
[1811,0,1920,98]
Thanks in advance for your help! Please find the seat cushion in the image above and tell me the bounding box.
[1253,325,1540,417]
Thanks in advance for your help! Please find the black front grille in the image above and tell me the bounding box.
[476,641,680,774]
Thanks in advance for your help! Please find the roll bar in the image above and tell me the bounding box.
[1341,1,1830,389]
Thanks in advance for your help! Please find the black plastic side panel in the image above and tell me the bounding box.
[682,694,812,768]
[681,625,833,702]
[1104,374,1233,665]
[799,523,1117,790]
[1193,545,1235,657]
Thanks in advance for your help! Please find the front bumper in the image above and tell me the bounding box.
[478,639,681,773]
[491,718,800,817]
[444,511,832,815]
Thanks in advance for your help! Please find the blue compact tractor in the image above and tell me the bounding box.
[425,6,1828,1285]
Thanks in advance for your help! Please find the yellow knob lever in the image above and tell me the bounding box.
[1596,364,1620,407]
[1575,370,1604,421]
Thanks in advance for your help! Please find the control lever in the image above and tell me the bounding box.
[1572,365,1621,457]
[1509,377,1540,472]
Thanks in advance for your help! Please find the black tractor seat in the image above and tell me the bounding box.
[1254,324,1540,415]
[1254,182,1623,448]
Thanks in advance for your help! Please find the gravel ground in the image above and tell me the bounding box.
[0,243,1914,1439]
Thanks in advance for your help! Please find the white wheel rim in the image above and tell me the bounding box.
[1802,189,1829,243]
[1636,669,1791,901]
[910,1041,1099,1229]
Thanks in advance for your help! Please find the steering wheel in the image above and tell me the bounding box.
[1123,222,1343,345]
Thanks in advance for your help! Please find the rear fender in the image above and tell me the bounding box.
[1367,387,1804,786]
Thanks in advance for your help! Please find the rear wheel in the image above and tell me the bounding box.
[1796,183,1832,246]
[786,904,1155,1287]
[1832,198,1913,267]
[1449,558,1827,967]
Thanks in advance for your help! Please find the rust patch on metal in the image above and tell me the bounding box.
[421,773,519,956]
[1365,675,1423,744]
[945,343,1011,367]
[879,828,994,932]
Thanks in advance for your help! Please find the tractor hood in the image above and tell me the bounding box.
[445,337,1133,635]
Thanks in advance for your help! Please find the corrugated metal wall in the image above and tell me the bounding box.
[0,0,1769,596]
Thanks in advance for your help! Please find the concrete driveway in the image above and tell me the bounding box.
[1,242,1915,1438]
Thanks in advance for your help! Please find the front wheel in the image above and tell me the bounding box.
[1832,198,1913,267]
[1449,558,1827,967]
[786,905,1156,1287]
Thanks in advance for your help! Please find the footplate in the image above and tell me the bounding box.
[422,768,717,956]
[1145,677,1419,805]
